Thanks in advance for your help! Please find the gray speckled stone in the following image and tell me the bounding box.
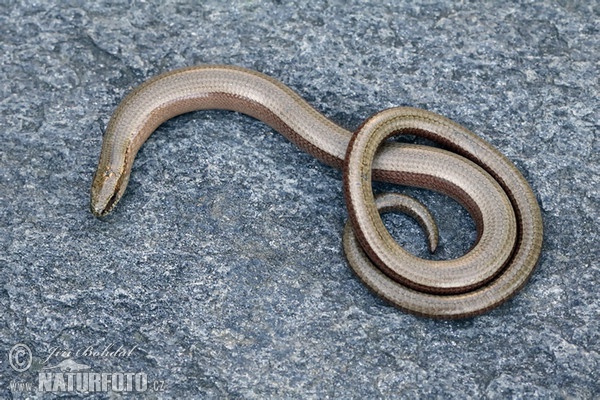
[1,1,598,398]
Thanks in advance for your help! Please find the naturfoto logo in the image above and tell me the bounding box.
[8,342,165,394]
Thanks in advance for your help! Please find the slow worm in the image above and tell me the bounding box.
[91,65,543,318]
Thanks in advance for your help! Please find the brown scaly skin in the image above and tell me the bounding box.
[91,65,543,318]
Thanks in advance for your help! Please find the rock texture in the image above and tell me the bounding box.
[1,1,598,398]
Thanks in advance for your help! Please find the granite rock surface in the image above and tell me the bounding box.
[1,1,598,398]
